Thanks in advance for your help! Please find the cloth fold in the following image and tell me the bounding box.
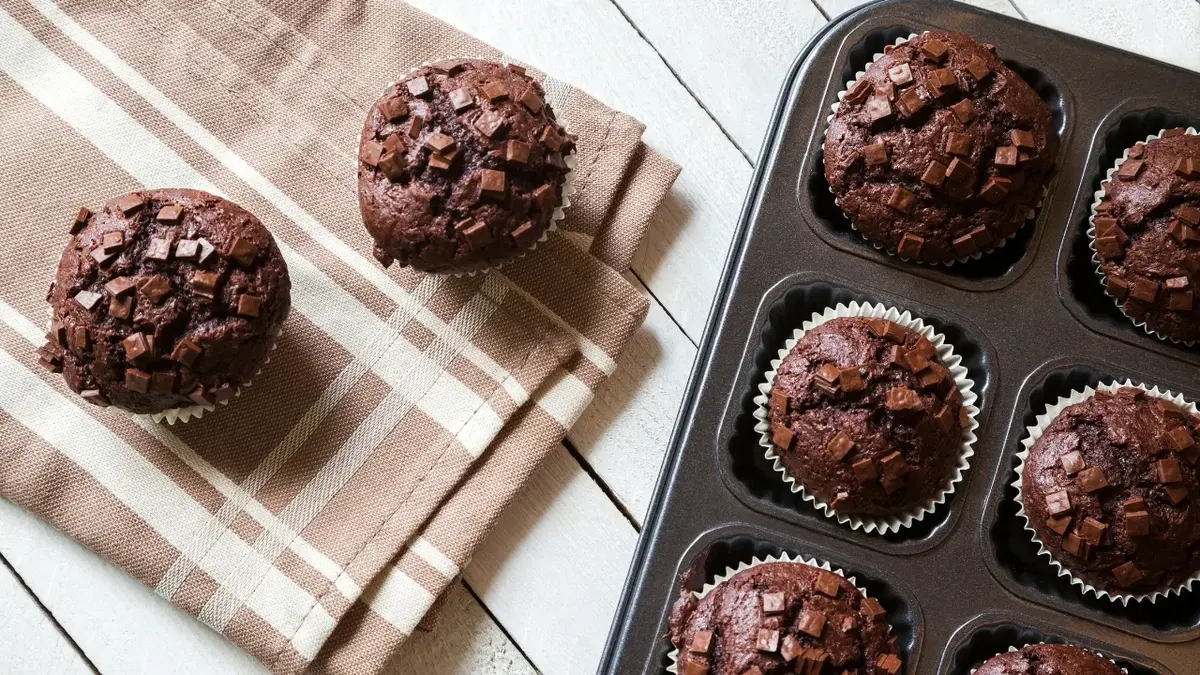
[0,1,679,672]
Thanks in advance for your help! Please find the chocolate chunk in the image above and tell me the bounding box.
[1095,235,1124,260]
[688,630,713,654]
[197,238,217,265]
[1126,510,1150,536]
[540,126,565,152]
[964,56,990,80]
[71,207,91,235]
[815,363,840,385]
[852,458,877,484]
[1063,532,1090,559]
[380,97,408,123]
[212,383,236,403]
[879,450,908,478]
[1167,485,1190,505]
[681,663,708,675]
[405,115,425,139]
[448,87,475,112]
[532,184,558,213]
[844,78,872,104]
[839,367,865,393]
[1106,274,1130,300]
[867,318,890,338]
[236,294,261,318]
[462,221,493,250]
[928,67,958,95]
[770,388,789,415]
[116,194,144,215]
[1047,514,1072,535]
[921,160,947,188]
[228,237,259,268]
[1061,450,1085,476]
[897,232,924,257]
[405,76,430,98]
[980,177,1011,204]
[1157,458,1183,483]
[1077,466,1109,492]
[946,157,972,183]
[864,142,889,166]
[171,338,203,368]
[146,237,172,262]
[475,169,506,198]
[504,140,532,165]
[48,322,67,347]
[124,368,151,393]
[80,389,109,406]
[886,322,908,344]
[359,140,384,167]
[188,386,214,407]
[1130,277,1159,303]
[946,132,972,156]
[104,276,136,297]
[1116,159,1144,181]
[815,572,840,598]
[1166,426,1195,451]
[473,111,506,139]
[885,386,923,411]
[877,654,902,675]
[157,204,184,224]
[773,424,794,451]
[518,86,543,113]
[1164,128,1187,138]
[1176,157,1197,178]
[797,609,825,638]
[761,591,785,614]
[74,290,102,310]
[896,88,925,117]
[1112,562,1145,587]
[920,39,949,61]
[827,431,855,461]
[109,295,133,320]
[122,332,151,363]
[865,97,894,130]
[1078,517,1108,546]
[424,132,456,154]
[861,596,886,619]
[68,325,88,351]
[101,231,125,252]
[476,81,507,103]
[192,271,219,299]
[995,146,1019,168]
[172,239,199,261]
[778,635,802,663]
[887,63,913,85]
[755,628,779,653]
[1045,490,1072,515]
[38,352,62,373]
[510,221,538,248]
[950,99,976,124]
[427,153,452,171]
[887,187,915,213]
[138,275,171,304]
[1179,205,1200,225]
[149,371,175,395]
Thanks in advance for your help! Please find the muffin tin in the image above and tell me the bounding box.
[598,1,1200,673]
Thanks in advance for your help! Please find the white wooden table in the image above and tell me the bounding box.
[4,1,1200,673]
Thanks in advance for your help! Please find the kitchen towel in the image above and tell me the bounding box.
[0,0,679,672]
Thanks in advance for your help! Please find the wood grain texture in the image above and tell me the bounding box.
[815,0,1021,19]
[464,445,639,675]
[0,550,91,675]
[408,0,752,342]
[387,581,537,675]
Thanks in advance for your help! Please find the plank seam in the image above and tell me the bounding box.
[460,580,543,675]
[0,553,99,674]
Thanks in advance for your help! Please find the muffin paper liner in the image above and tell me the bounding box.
[380,61,578,278]
[1013,379,1200,604]
[823,33,1046,266]
[44,309,276,425]
[665,552,883,674]
[968,643,1126,675]
[1087,127,1200,345]
[752,301,979,535]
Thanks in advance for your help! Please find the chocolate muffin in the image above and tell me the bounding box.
[824,31,1058,263]
[669,562,901,675]
[39,189,290,415]
[974,644,1121,675]
[1022,386,1200,595]
[1094,130,1200,342]
[358,59,576,274]
[766,317,970,518]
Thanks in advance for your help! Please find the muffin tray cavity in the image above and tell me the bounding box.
[599,2,1200,673]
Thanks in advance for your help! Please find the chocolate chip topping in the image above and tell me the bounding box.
[1098,133,1200,342]
[1023,389,1200,594]
[974,644,1122,675]
[823,31,1058,263]
[669,562,899,675]
[767,317,966,516]
[42,189,290,414]
[358,59,576,273]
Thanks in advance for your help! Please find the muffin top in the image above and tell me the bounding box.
[357,59,576,274]
[40,189,290,414]
[767,317,968,516]
[1022,386,1200,594]
[668,562,900,675]
[1096,131,1200,342]
[823,31,1058,263]
[974,644,1122,675]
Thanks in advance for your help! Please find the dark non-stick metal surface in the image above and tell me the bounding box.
[598,1,1200,673]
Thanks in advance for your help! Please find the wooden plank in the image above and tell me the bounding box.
[815,0,1021,19]
[612,0,826,156]
[1010,0,1200,73]
[387,581,537,675]
[570,275,697,521]
[408,0,753,342]
[464,445,639,675]
[0,551,91,675]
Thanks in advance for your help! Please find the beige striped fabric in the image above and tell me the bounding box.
[0,1,678,672]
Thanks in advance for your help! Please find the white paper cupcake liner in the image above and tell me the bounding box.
[665,552,885,674]
[1087,127,1200,346]
[1013,379,1200,604]
[378,60,577,278]
[752,301,979,534]
[824,33,1045,266]
[969,643,1126,675]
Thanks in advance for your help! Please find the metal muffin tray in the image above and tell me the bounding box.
[597,1,1200,673]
